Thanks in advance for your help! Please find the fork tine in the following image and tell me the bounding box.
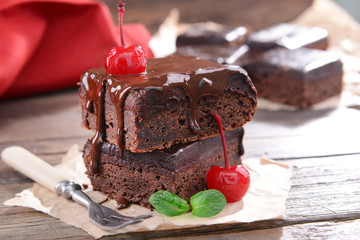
[108,214,135,221]
[101,216,143,224]
[113,218,143,230]
[97,217,144,231]
[132,213,154,219]
[108,210,154,221]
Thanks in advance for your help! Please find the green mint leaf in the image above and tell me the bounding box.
[190,189,226,217]
[149,191,190,216]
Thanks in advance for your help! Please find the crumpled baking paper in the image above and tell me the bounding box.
[4,145,291,239]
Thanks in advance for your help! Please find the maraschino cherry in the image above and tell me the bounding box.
[206,113,250,202]
[104,1,147,75]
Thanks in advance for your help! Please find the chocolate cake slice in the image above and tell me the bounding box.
[175,45,251,66]
[176,26,249,46]
[243,48,343,108]
[175,26,251,66]
[83,128,244,208]
[79,56,257,156]
[246,23,329,51]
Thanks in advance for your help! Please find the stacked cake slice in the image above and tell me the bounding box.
[79,56,257,208]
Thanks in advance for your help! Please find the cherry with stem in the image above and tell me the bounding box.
[206,113,250,202]
[104,1,147,75]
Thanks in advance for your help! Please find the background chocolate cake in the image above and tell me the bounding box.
[176,26,249,46]
[243,48,343,108]
[245,23,329,51]
[175,23,343,108]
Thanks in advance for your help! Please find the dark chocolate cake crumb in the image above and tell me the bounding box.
[83,128,244,208]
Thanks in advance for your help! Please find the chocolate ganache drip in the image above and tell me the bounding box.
[81,71,106,174]
[82,56,243,173]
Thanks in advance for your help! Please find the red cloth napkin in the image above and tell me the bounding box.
[0,0,153,99]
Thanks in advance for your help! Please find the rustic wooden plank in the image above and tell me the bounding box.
[158,219,360,240]
[2,202,359,240]
[0,182,91,240]
[283,154,360,219]
[1,105,360,188]
[0,183,34,205]
[1,91,360,239]
[0,102,88,144]
[245,108,360,139]
[243,108,360,159]
[2,89,360,159]
[5,0,360,239]
[0,89,78,118]
[0,137,88,157]
[2,153,359,239]
[0,209,90,240]
[102,0,313,33]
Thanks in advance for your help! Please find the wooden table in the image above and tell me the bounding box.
[1,0,360,239]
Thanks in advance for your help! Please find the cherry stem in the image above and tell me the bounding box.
[211,113,230,169]
[118,1,126,48]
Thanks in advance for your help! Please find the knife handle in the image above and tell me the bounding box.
[1,146,66,192]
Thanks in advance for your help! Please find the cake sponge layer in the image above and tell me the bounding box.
[83,128,244,208]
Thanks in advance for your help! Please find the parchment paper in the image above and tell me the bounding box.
[4,145,291,239]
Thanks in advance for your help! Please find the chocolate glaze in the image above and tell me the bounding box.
[81,56,245,173]
[81,71,106,173]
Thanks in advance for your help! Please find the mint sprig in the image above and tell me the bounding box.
[149,189,226,217]
[148,191,190,216]
[190,189,226,217]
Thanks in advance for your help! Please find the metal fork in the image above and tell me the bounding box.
[1,146,153,231]
[55,180,153,230]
